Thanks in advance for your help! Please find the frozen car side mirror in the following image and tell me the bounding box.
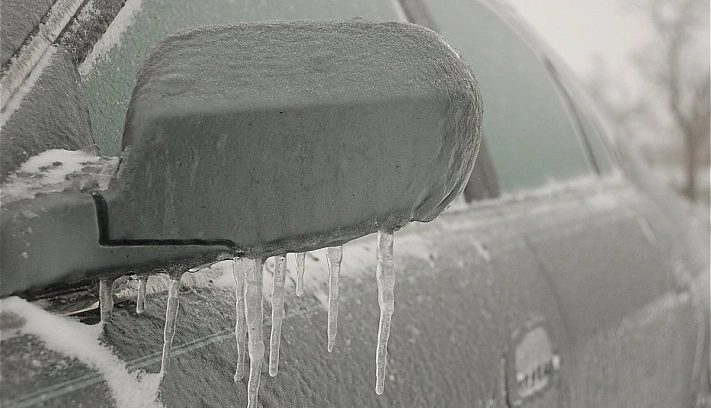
[1,20,482,296]
[101,20,483,256]
[1,20,483,407]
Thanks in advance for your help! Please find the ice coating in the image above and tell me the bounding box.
[104,20,483,257]
[160,278,180,376]
[136,276,148,314]
[375,230,395,395]
[326,246,343,352]
[269,255,287,376]
[295,252,306,297]
[243,257,265,408]
[233,258,247,382]
[99,278,114,323]
[110,20,484,408]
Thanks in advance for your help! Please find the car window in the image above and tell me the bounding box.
[463,134,501,202]
[80,0,402,156]
[420,0,593,192]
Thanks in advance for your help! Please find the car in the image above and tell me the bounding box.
[0,0,708,407]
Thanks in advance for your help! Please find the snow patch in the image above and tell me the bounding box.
[1,297,162,408]
[1,149,118,204]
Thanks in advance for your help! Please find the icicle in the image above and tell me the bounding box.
[269,255,287,376]
[326,246,342,352]
[233,258,247,382]
[295,252,306,296]
[136,276,148,314]
[99,278,114,324]
[375,230,395,395]
[160,278,181,376]
[244,257,265,408]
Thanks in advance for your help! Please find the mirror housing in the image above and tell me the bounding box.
[1,20,483,297]
[101,20,482,257]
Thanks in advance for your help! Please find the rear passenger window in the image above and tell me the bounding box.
[421,0,593,192]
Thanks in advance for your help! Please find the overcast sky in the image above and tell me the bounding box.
[511,0,652,83]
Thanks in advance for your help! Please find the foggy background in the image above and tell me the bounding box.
[511,0,710,215]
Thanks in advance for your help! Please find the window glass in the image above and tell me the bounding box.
[463,135,501,202]
[81,0,401,156]
[546,61,617,174]
[421,0,592,192]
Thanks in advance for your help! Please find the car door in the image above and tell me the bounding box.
[416,0,702,407]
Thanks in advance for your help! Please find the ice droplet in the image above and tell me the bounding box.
[160,278,181,376]
[375,230,395,395]
[244,257,265,408]
[295,252,306,296]
[326,246,342,352]
[136,276,148,314]
[99,278,114,323]
[269,254,287,376]
[233,258,247,382]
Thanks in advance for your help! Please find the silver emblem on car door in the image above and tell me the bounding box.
[505,317,560,407]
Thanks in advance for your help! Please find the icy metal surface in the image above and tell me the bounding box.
[0,47,95,179]
[0,0,55,67]
[102,21,482,257]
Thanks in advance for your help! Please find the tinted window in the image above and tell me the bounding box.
[81,0,402,156]
[422,0,592,192]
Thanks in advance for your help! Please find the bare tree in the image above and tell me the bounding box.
[591,0,710,201]
[634,0,710,201]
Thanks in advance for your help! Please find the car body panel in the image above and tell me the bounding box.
[0,45,95,179]
[4,180,586,407]
[524,181,699,407]
[0,0,56,67]
[3,176,701,408]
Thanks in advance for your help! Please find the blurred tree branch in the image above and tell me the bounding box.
[590,0,710,201]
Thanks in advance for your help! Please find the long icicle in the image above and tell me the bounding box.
[295,252,306,296]
[99,278,114,324]
[326,246,342,352]
[244,257,265,408]
[375,230,395,395]
[136,276,148,315]
[269,255,287,376]
[160,277,181,376]
[233,258,247,382]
